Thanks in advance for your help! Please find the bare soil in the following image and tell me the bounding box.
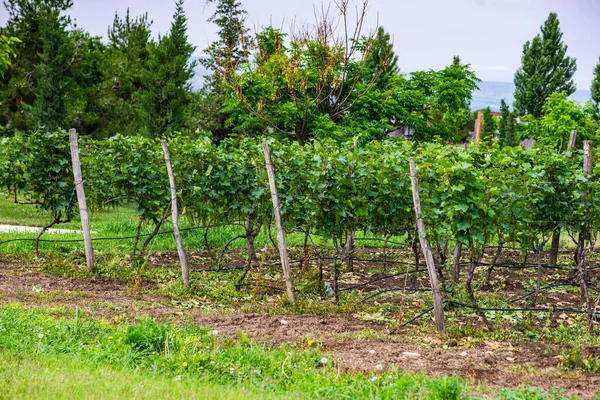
[0,254,599,398]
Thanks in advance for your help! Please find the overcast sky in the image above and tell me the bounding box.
[2,0,599,87]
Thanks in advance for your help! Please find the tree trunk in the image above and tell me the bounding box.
[452,241,462,283]
[549,229,560,267]
[485,239,504,287]
[467,253,493,332]
[131,217,143,259]
[342,231,355,273]
[35,217,60,258]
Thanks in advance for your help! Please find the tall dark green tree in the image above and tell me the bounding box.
[592,57,600,121]
[197,0,251,143]
[31,8,72,131]
[364,27,399,91]
[98,10,153,137]
[513,13,577,118]
[498,99,517,146]
[140,0,196,138]
[480,107,496,143]
[0,0,73,134]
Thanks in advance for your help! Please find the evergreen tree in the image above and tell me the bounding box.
[480,107,496,143]
[592,57,600,121]
[99,10,153,137]
[31,9,71,131]
[498,99,517,146]
[513,13,576,118]
[0,0,73,133]
[140,0,196,138]
[201,0,250,82]
[364,27,399,91]
[197,0,251,143]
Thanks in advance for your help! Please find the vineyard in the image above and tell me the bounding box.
[2,131,600,397]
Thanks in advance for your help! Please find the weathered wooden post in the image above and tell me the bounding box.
[409,157,446,335]
[69,128,94,272]
[262,141,297,303]
[161,140,189,289]
[550,130,578,266]
[576,140,593,330]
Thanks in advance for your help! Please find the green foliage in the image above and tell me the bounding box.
[196,0,251,143]
[560,345,600,374]
[513,12,577,118]
[480,107,497,143]
[364,27,399,92]
[592,57,600,121]
[139,0,196,138]
[0,34,20,78]
[0,0,74,134]
[98,10,153,138]
[525,91,598,150]
[498,99,518,147]
[3,133,598,263]
[31,7,72,131]
[20,130,76,225]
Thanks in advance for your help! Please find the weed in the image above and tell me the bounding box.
[560,345,600,374]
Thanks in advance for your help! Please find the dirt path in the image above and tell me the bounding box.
[0,260,597,398]
[0,224,82,234]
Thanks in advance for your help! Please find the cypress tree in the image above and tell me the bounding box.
[498,99,517,146]
[197,0,251,143]
[364,27,399,91]
[31,6,72,131]
[480,107,496,143]
[592,57,600,121]
[513,13,576,118]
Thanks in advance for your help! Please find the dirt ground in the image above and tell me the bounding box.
[0,255,599,399]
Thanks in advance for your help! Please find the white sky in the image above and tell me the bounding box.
[2,0,599,87]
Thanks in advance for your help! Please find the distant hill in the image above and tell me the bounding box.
[471,81,592,111]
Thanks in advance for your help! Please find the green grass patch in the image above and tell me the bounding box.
[0,304,578,399]
[0,194,410,256]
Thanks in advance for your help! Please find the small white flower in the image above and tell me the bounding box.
[375,364,383,370]
[229,367,235,373]
[368,349,376,354]
[210,361,215,364]
[320,357,328,364]
[174,375,182,381]
[371,376,378,382]
[211,330,218,335]
[38,333,44,339]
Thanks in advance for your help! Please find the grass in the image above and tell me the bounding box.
[0,193,410,256]
[0,304,472,400]
[0,304,582,400]
[0,352,269,400]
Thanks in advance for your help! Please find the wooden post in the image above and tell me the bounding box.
[583,140,593,175]
[161,140,189,289]
[262,141,297,303]
[567,130,577,151]
[550,130,578,266]
[409,157,446,335]
[577,141,593,326]
[68,129,94,272]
